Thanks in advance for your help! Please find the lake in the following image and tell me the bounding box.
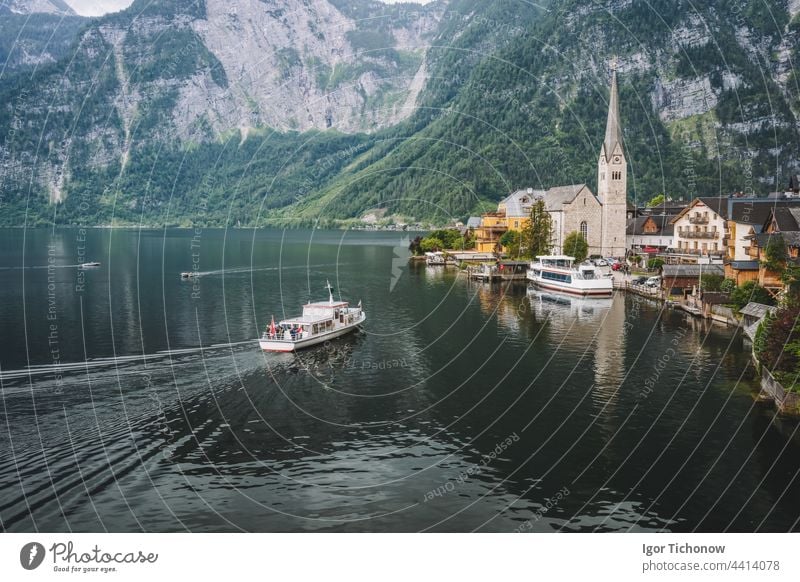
[0,227,798,532]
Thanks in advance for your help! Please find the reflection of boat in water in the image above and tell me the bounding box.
[527,289,613,319]
[527,255,613,297]
[258,281,366,353]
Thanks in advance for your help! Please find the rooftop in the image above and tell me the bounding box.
[740,302,778,318]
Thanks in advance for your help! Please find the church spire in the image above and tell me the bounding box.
[603,58,623,160]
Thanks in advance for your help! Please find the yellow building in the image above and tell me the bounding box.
[473,190,534,253]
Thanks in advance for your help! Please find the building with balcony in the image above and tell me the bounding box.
[670,198,728,256]
[725,200,800,284]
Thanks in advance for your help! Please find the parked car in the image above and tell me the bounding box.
[632,276,647,285]
[645,276,661,288]
[611,262,623,271]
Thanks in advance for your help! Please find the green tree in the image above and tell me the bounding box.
[499,230,522,258]
[647,257,664,270]
[782,264,800,300]
[762,237,788,272]
[647,193,665,207]
[701,273,724,291]
[720,278,736,293]
[562,231,589,263]
[522,199,553,258]
[420,237,444,252]
[729,280,775,310]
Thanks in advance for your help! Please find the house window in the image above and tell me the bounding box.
[601,173,605,181]
[580,221,588,239]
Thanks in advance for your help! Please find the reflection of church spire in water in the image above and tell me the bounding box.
[593,294,626,403]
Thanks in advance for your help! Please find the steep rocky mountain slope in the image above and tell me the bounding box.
[1,0,799,227]
[0,1,86,77]
[289,0,800,223]
[1,0,75,15]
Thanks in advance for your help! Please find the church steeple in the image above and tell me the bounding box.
[602,58,623,161]
[597,58,627,258]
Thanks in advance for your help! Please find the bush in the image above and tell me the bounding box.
[755,305,800,392]
[720,278,736,293]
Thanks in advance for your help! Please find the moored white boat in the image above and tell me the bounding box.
[527,255,613,297]
[258,282,366,352]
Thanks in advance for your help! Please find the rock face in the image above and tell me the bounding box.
[0,0,442,204]
[0,2,85,75]
[190,0,438,133]
[1,0,75,15]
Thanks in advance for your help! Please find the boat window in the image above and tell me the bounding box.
[541,271,572,283]
[313,324,318,334]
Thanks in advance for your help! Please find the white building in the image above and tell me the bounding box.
[670,198,728,256]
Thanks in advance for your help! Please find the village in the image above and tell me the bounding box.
[408,63,800,418]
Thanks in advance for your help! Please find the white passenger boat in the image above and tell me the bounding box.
[258,282,366,352]
[527,255,613,297]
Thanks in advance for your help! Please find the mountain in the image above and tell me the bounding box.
[290,0,800,223]
[1,0,76,15]
[0,1,86,77]
[0,0,799,227]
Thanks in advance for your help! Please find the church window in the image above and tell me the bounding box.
[580,221,588,239]
[601,173,605,181]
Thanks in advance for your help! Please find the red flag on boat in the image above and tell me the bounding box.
[269,316,276,337]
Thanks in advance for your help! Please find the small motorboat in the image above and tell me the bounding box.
[180,271,196,279]
[80,262,101,268]
[259,281,365,352]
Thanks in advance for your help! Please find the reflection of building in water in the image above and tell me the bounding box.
[592,293,626,402]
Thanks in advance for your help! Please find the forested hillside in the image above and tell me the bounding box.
[0,0,798,227]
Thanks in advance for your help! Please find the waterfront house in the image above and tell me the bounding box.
[742,205,800,295]
[661,263,725,296]
[626,214,674,253]
[740,301,778,341]
[725,201,800,285]
[669,198,728,257]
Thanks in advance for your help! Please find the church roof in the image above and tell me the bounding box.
[602,68,624,160]
[541,184,593,210]
[499,189,545,217]
[498,184,596,216]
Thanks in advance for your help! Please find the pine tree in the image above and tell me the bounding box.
[522,200,553,258]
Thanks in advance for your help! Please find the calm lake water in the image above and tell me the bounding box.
[0,227,798,532]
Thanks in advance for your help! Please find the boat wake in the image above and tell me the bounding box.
[0,340,257,383]
[183,262,351,279]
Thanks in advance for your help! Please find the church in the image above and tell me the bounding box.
[473,65,629,258]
